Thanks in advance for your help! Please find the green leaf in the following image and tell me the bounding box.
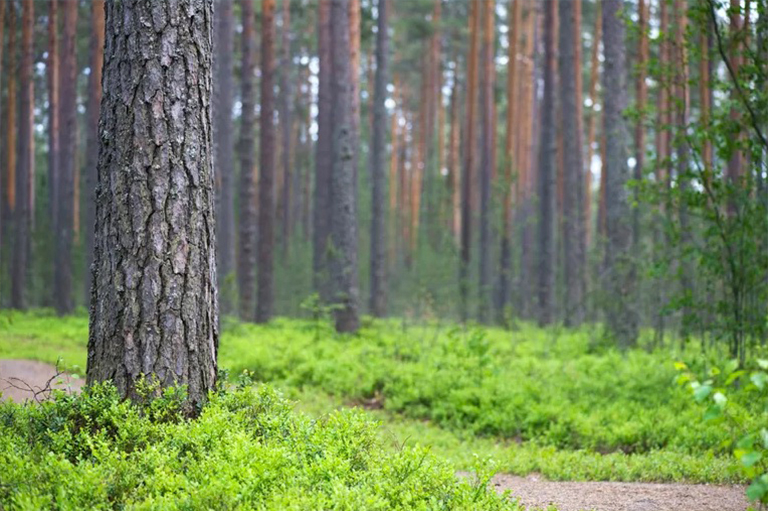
[703,405,722,421]
[742,451,762,468]
[725,359,740,375]
[713,392,727,406]
[751,372,767,390]
[674,361,688,371]
[746,479,768,501]
[694,384,712,403]
[760,429,768,449]
[725,370,746,386]
[757,359,768,370]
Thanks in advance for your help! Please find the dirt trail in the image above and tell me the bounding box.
[485,473,749,511]
[0,359,751,511]
[0,359,83,402]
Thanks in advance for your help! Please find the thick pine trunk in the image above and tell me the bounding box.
[314,0,332,300]
[369,0,388,317]
[537,0,556,326]
[47,0,60,232]
[602,0,638,347]
[214,0,236,312]
[54,0,77,315]
[85,0,105,306]
[87,0,218,410]
[279,0,292,257]
[238,0,257,321]
[257,0,276,323]
[559,0,585,326]
[330,0,360,333]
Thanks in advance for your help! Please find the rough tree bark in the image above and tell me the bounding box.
[279,0,292,257]
[87,0,218,410]
[329,0,360,333]
[0,1,4,264]
[478,0,494,323]
[54,0,77,315]
[85,0,105,305]
[633,0,648,249]
[602,0,638,347]
[5,1,15,244]
[214,0,236,312]
[314,0,332,300]
[559,0,586,326]
[257,0,276,323]
[585,1,602,248]
[537,0,556,326]
[369,0,389,317]
[238,0,257,321]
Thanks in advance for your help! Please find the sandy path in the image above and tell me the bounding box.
[486,473,749,511]
[0,359,83,402]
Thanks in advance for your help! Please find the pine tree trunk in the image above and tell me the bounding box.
[537,0,556,326]
[54,0,77,314]
[238,0,257,321]
[460,0,479,322]
[602,0,638,347]
[257,0,276,323]
[0,2,4,267]
[369,0,389,317]
[279,0,292,258]
[214,0,236,313]
[314,0,333,300]
[349,0,361,195]
[85,0,105,306]
[478,0,494,323]
[47,0,60,232]
[330,0,360,333]
[559,0,585,326]
[87,0,218,411]
[584,1,601,249]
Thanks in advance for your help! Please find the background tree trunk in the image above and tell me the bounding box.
[602,0,638,347]
[54,0,77,315]
[87,0,218,410]
[238,0,257,321]
[214,0,236,313]
[85,0,105,305]
[559,0,585,326]
[279,0,292,257]
[369,0,389,317]
[330,0,360,333]
[47,0,59,232]
[257,0,276,323]
[314,0,333,301]
[537,0,556,326]
[478,0,494,323]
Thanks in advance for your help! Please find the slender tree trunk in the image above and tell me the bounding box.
[349,0,361,193]
[369,0,389,317]
[499,0,521,321]
[460,0,479,322]
[47,0,59,231]
[54,0,77,314]
[279,0,292,258]
[585,1,601,249]
[633,0,648,249]
[238,0,257,321]
[0,2,4,268]
[314,0,333,300]
[85,0,105,306]
[388,80,399,267]
[537,0,556,326]
[602,0,638,347]
[478,0,494,323]
[330,0,360,333]
[257,0,277,323]
[12,0,33,310]
[6,1,16,305]
[214,0,236,313]
[727,0,742,207]
[448,75,461,245]
[87,0,218,411]
[559,0,585,326]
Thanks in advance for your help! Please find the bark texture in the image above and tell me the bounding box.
[85,0,106,305]
[47,0,60,230]
[537,0,557,326]
[478,0,494,323]
[238,0,257,321]
[87,0,218,410]
[559,0,585,326]
[369,0,388,317]
[257,0,276,323]
[313,0,332,300]
[330,0,360,333]
[602,0,638,347]
[279,0,292,257]
[213,0,236,312]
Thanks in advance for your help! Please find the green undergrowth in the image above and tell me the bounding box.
[0,381,518,511]
[0,309,757,484]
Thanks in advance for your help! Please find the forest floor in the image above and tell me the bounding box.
[0,358,751,511]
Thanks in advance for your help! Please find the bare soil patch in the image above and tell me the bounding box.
[0,359,83,402]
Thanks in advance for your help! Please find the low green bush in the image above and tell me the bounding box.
[0,382,518,511]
